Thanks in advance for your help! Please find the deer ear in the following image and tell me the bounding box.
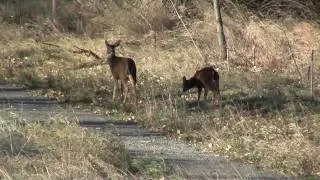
[105,40,109,46]
[114,40,121,47]
[183,76,186,81]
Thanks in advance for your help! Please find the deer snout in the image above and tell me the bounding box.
[178,90,186,98]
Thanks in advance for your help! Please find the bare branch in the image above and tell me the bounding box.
[40,41,105,70]
[73,46,102,60]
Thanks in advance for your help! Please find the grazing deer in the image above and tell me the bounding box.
[105,40,137,103]
[182,66,220,105]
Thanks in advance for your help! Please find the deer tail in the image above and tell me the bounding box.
[128,58,137,85]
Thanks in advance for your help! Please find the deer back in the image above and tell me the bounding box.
[194,67,219,90]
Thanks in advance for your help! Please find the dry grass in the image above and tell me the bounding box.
[0,110,131,179]
[133,71,320,176]
[1,0,320,177]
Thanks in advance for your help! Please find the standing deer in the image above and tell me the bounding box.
[105,40,137,103]
[182,66,220,105]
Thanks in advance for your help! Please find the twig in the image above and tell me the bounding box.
[280,28,303,84]
[0,167,12,180]
[41,42,62,48]
[168,0,205,65]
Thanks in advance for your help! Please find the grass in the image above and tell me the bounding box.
[1,32,319,177]
[131,157,171,178]
[134,70,320,175]
[0,0,320,177]
[0,110,131,179]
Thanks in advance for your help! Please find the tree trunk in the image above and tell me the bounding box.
[52,0,56,21]
[213,0,227,59]
[52,0,60,31]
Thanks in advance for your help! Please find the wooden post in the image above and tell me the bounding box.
[154,31,157,50]
[310,50,314,98]
[252,45,256,66]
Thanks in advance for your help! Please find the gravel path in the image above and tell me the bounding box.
[0,84,286,179]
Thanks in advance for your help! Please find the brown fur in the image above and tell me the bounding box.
[182,66,220,104]
[105,40,137,103]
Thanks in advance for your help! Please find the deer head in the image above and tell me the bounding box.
[105,40,121,57]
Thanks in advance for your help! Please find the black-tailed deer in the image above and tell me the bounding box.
[182,66,220,104]
[105,40,137,103]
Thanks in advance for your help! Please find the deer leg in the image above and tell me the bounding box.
[112,80,118,100]
[204,88,208,101]
[195,87,201,107]
[197,87,202,101]
[213,81,220,105]
[133,81,137,104]
[120,82,124,100]
[123,81,129,103]
[215,90,221,105]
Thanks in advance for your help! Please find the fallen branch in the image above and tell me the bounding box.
[40,41,106,70]
[73,46,102,60]
[71,46,106,70]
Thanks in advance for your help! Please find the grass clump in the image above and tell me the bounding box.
[131,157,168,178]
[0,111,131,179]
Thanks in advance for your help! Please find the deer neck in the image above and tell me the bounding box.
[190,77,200,88]
[106,50,116,62]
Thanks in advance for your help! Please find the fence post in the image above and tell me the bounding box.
[252,45,256,66]
[226,48,230,72]
[310,50,314,98]
[154,31,157,50]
